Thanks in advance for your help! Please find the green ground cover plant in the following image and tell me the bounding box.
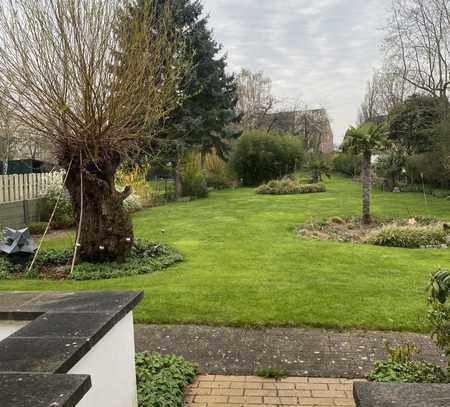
[0,240,182,280]
[136,353,198,407]
[1,175,450,331]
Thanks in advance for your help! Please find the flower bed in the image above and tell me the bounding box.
[0,239,183,280]
[297,217,450,248]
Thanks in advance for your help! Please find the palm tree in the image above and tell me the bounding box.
[343,122,387,225]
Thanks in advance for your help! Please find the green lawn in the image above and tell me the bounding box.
[1,175,449,332]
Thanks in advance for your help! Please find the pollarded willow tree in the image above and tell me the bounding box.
[0,0,187,262]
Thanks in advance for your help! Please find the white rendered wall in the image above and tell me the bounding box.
[69,312,138,407]
[0,320,29,341]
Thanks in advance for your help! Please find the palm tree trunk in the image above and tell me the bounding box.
[361,151,372,225]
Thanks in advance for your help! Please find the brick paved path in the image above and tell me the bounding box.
[185,375,358,407]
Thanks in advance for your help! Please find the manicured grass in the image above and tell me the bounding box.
[1,176,449,331]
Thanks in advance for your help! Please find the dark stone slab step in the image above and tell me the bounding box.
[0,373,90,407]
[0,291,143,406]
[354,382,450,407]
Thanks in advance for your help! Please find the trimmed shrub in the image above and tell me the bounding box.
[367,224,448,248]
[256,178,326,195]
[230,130,303,186]
[136,353,198,407]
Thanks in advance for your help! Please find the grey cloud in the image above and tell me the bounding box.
[203,0,391,143]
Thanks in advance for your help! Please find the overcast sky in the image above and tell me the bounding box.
[203,0,391,144]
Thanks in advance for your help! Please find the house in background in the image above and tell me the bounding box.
[0,129,56,175]
[264,108,335,153]
[2,159,57,175]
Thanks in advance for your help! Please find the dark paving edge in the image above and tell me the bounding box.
[134,324,447,379]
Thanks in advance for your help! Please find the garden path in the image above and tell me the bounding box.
[185,375,359,407]
[134,324,445,378]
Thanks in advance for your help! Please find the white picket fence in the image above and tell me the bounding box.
[0,172,64,203]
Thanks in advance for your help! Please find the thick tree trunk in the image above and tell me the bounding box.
[361,151,372,225]
[66,156,133,263]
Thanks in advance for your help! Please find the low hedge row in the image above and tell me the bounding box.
[256,178,326,195]
[367,224,448,248]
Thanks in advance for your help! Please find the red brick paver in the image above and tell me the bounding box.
[185,375,359,407]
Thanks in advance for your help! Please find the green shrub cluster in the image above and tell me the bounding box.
[230,130,303,186]
[406,152,450,190]
[368,360,448,383]
[206,172,234,190]
[332,152,361,177]
[368,342,448,383]
[256,178,326,195]
[136,353,198,407]
[367,224,448,248]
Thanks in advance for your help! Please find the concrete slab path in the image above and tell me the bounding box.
[135,324,445,378]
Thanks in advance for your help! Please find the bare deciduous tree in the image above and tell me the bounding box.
[0,95,20,174]
[358,67,413,125]
[236,68,276,130]
[0,0,187,262]
[386,0,450,99]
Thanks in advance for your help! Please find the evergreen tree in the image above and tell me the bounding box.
[387,95,443,155]
[134,0,240,175]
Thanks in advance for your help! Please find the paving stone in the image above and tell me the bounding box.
[187,375,358,407]
[228,395,263,404]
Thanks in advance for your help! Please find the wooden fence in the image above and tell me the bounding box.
[0,172,63,203]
